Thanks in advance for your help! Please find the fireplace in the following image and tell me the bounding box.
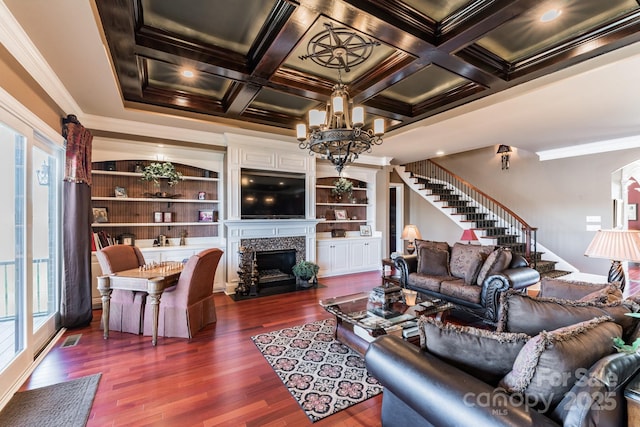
[255,249,296,287]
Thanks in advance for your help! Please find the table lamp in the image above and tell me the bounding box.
[401,225,422,255]
[584,229,640,292]
[460,229,478,244]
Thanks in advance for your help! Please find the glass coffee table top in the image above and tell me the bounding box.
[319,291,455,335]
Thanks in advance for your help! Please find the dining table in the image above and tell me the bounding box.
[97,262,184,346]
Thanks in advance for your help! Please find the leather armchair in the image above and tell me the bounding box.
[143,248,223,339]
[95,245,146,334]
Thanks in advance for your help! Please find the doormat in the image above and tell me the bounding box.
[251,319,381,422]
[0,373,101,427]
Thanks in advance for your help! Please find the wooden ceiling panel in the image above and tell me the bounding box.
[95,0,640,134]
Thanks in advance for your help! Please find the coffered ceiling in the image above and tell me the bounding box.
[94,0,640,136]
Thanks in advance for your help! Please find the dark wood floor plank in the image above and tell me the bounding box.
[21,271,384,426]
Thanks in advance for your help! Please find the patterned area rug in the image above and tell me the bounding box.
[251,319,382,422]
[0,373,101,427]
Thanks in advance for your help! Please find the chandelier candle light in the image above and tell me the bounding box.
[297,23,384,174]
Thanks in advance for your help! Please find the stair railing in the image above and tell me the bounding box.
[404,159,537,267]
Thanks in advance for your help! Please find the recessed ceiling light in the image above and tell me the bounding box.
[181,69,194,78]
[540,9,561,22]
[436,150,445,156]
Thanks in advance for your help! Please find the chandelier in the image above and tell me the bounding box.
[296,23,384,174]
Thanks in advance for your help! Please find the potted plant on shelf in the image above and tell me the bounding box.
[140,162,184,187]
[292,260,319,288]
[332,177,353,202]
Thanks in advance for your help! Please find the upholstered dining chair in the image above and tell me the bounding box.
[96,245,146,334]
[143,248,223,339]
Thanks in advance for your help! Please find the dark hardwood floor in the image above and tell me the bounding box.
[22,271,384,427]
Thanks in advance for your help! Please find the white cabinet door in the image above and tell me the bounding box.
[349,240,367,270]
[317,240,349,276]
[333,241,350,273]
[365,238,382,268]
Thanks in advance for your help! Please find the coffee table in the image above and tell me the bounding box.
[319,291,455,355]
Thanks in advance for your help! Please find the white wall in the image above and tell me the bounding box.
[407,146,640,274]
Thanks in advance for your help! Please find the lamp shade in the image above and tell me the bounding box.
[401,225,422,241]
[497,144,512,154]
[460,229,478,242]
[584,229,640,261]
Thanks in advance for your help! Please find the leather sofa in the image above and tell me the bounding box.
[394,241,540,323]
[365,278,640,427]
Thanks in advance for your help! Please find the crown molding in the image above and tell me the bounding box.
[0,1,82,117]
[83,114,226,146]
[537,135,640,161]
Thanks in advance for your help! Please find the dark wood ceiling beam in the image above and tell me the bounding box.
[508,10,640,79]
[341,0,436,41]
[224,83,262,116]
[135,25,249,74]
[140,86,225,115]
[438,0,536,51]
[95,0,144,99]
[247,0,298,70]
[248,1,319,79]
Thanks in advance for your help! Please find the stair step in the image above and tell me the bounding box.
[437,194,462,201]
[442,201,469,207]
[540,270,572,279]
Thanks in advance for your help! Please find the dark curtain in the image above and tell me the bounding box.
[61,115,93,328]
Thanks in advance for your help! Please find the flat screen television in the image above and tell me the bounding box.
[241,169,306,219]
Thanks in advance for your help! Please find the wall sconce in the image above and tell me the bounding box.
[497,144,512,170]
[401,224,422,255]
[36,161,49,186]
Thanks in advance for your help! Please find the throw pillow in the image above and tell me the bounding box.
[496,290,639,339]
[538,277,613,300]
[499,316,621,411]
[417,246,450,276]
[415,240,450,275]
[577,283,623,304]
[476,247,513,286]
[420,317,530,385]
[449,243,493,285]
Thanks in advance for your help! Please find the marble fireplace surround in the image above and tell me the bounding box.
[224,219,319,294]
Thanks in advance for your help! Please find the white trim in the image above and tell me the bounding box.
[0,1,81,117]
[84,115,227,147]
[0,86,64,146]
[537,135,640,161]
[0,328,66,411]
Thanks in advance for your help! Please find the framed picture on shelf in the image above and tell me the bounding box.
[359,225,372,236]
[198,191,206,200]
[153,212,163,223]
[163,212,173,223]
[629,203,638,221]
[199,210,214,222]
[120,233,135,246]
[92,207,108,223]
[114,186,127,198]
[334,209,348,220]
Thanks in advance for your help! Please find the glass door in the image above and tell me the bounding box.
[0,115,62,392]
[0,121,27,377]
[31,142,61,349]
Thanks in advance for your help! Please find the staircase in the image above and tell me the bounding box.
[398,160,571,279]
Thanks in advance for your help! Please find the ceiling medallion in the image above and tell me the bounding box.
[296,23,384,174]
